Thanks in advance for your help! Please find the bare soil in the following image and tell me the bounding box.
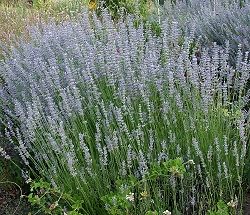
[0,186,30,215]
[244,191,250,215]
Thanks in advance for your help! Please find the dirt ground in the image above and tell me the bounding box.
[0,187,30,215]
[244,191,250,215]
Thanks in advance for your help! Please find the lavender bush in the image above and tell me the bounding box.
[0,9,249,214]
[158,0,250,65]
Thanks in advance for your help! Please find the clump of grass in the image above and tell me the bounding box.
[0,9,249,214]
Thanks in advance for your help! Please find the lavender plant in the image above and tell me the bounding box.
[0,9,249,214]
[193,2,250,64]
[158,0,250,65]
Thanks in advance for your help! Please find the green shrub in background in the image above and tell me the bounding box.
[92,0,162,21]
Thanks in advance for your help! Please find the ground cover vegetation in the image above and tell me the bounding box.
[0,0,250,214]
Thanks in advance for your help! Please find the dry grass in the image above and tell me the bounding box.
[0,1,85,59]
[0,6,41,44]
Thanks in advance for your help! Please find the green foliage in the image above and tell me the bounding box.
[101,158,192,214]
[164,157,186,177]
[207,200,229,215]
[97,0,160,21]
[147,158,187,180]
[101,191,133,215]
[32,0,48,9]
[27,179,85,215]
[145,211,159,215]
